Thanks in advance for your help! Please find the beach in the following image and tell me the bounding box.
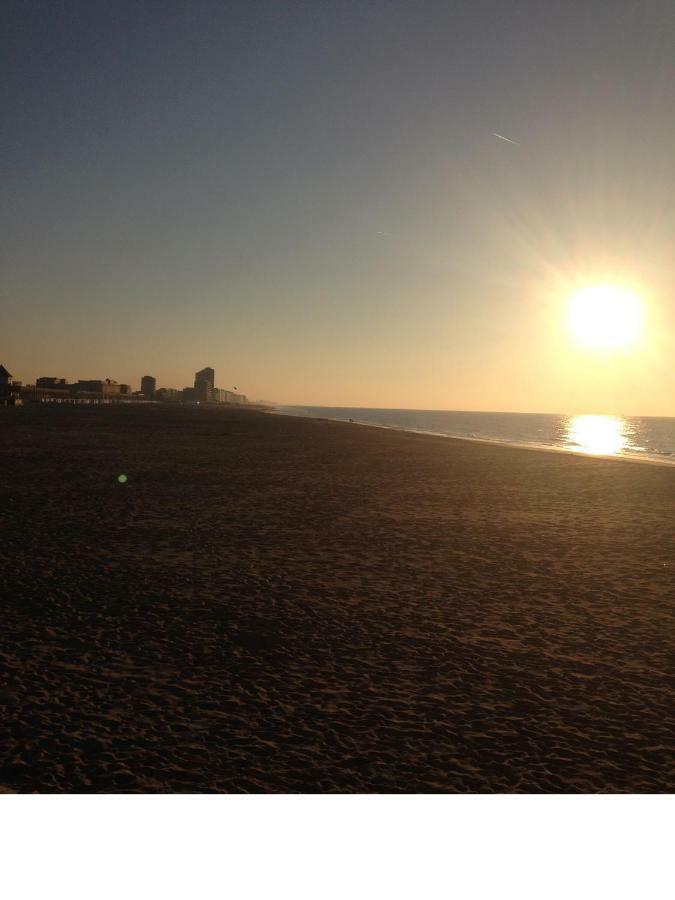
[1,403,673,792]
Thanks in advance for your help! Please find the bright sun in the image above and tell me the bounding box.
[567,284,644,349]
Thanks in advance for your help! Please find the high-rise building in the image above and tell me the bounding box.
[141,375,156,399]
[194,367,215,402]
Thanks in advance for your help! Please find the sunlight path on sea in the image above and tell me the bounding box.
[564,415,632,457]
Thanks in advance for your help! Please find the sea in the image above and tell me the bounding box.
[273,406,675,465]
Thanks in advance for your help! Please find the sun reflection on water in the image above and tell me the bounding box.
[565,414,629,456]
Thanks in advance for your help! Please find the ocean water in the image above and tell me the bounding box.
[275,406,675,464]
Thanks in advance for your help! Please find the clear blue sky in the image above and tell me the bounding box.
[3,1,674,412]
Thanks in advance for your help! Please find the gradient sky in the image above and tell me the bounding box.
[3,1,674,413]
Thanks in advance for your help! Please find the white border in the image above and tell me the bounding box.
[1,795,671,899]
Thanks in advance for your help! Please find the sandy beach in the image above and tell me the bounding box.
[1,403,673,792]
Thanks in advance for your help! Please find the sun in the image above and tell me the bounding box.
[567,284,644,349]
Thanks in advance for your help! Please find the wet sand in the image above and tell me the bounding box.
[1,403,673,792]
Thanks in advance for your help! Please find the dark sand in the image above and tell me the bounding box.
[1,404,673,792]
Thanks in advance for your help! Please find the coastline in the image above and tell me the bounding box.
[269,407,675,468]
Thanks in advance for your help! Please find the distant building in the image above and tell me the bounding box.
[194,367,215,402]
[211,387,248,405]
[102,379,121,396]
[74,379,130,399]
[77,379,105,393]
[141,375,156,399]
[182,387,197,402]
[36,377,67,388]
[156,387,180,402]
[0,364,22,405]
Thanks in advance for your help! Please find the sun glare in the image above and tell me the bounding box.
[566,414,628,456]
[567,284,644,349]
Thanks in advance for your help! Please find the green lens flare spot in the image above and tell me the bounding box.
[117,474,128,484]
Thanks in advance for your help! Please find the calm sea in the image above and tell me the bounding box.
[275,407,675,465]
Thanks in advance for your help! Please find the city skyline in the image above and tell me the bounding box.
[3,2,674,416]
[1,361,248,406]
[3,343,675,416]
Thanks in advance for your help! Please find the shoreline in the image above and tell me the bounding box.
[5,401,675,467]
[267,408,675,468]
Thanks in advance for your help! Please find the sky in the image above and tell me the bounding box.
[2,0,674,414]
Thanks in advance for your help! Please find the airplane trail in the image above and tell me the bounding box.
[493,132,520,145]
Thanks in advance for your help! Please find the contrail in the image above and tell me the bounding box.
[493,132,520,145]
